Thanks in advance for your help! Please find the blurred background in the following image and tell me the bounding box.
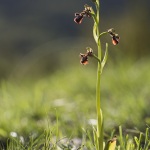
[0,0,149,79]
[0,0,150,142]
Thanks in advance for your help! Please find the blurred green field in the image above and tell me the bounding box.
[0,57,150,147]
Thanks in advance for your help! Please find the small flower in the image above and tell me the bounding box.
[79,47,93,65]
[112,34,120,45]
[74,13,84,24]
[74,5,92,24]
[108,28,120,45]
[80,53,88,65]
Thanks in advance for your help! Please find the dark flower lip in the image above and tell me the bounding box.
[107,28,120,45]
[74,13,84,24]
[81,60,88,65]
[80,53,88,65]
[112,35,120,45]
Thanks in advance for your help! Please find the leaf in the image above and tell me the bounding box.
[101,43,108,71]
[119,126,125,149]
[93,126,99,150]
[134,136,139,146]
[93,23,98,43]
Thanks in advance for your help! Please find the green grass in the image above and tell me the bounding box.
[0,57,150,149]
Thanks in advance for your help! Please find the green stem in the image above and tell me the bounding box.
[96,42,103,150]
[99,31,108,37]
[92,54,100,63]
[95,0,103,150]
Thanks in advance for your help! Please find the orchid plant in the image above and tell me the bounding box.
[74,0,120,150]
